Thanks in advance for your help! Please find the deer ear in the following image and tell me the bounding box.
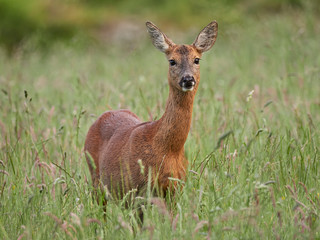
[146,21,175,53]
[193,21,218,53]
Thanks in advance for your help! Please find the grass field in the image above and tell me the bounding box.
[1,12,320,239]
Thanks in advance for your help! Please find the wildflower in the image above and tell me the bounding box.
[246,90,254,102]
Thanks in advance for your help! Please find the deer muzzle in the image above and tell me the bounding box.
[179,75,196,92]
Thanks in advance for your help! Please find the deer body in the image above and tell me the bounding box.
[85,21,218,198]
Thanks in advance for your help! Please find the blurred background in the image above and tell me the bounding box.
[0,0,319,53]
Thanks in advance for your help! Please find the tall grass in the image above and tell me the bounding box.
[0,12,319,239]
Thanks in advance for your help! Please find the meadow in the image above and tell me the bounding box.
[0,11,320,239]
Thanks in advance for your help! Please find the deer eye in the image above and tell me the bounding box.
[194,58,200,64]
[169,59,176,66]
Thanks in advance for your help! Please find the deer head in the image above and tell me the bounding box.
[146,21,218,93]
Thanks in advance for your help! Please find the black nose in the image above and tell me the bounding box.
[179,75,196,90]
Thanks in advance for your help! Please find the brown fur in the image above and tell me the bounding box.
[84,21,218,200]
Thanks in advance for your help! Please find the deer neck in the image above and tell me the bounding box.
[154,86,196,154]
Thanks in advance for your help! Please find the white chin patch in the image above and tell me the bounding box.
[182,86,194,92]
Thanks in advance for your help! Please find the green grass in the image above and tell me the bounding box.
[1,12,320,239]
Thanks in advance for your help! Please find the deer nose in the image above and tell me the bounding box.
[179,75,196,92]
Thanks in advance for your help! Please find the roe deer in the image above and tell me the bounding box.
[85,21,218,199]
